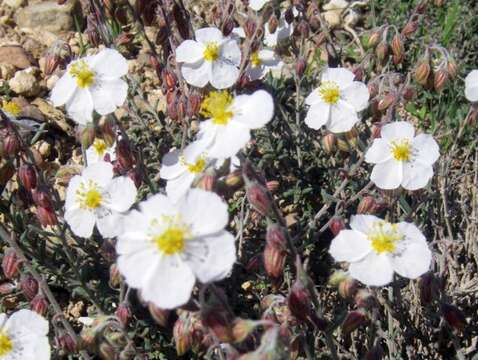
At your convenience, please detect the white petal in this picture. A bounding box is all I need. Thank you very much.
[179,189,228,236]
[322,67,354,88]
[32,338,51,360]
[139,193,175,219]
[50,72,76,107]
[90,48,128,79]
[91,79,128,115]
[206,122,251,158]
[116,209,150,254]
[195,27,224,44]
[117,248,159,288]
[304,102,329,130]
[141,256,195,309]
[104,176,137,212]
[231,27,246,39]
[380,121,415,142]
[183,140,208,162]
[341,81,369,112]
[391,242,431,279]
[96,211,123,238]
[329,230,371,262]
[166,172,196,202]
[365,138,393,164]
[181,60,210,88]
[401,161,433,190]
[210,60,239,89]
[220,39,242,67]
[160,149,184,180]
[370,159,403,190]
[349,252,394,286]
[6,309,49,335]
[176,40,205,63]
[305,89,323,106]
[65,175,82,211]
[465,70,478,102]
[187,231,236,283]
[82,161,114,187]
[349,214,382,234]
[65,207,96,238]
[232,90,274,129]
[85,145,100,165]
[246,65,266,80]
[249,0,269,10]
[258,49,279,65]
[413,134,439,165]
[65,88,94,125]
[327,100,359,133]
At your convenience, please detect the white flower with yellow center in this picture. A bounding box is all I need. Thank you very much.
[329,215,432,286]
[304,67,369,133]
[246,49,283,80]
[0,309,50,360]
[86,138,116,165]
[249,0,269,10]
[50,48,128,125]
[64,162,137,238]
[196,90,274,158]
[160,142,211,201]
[176,27,241,89]
[263,9,297,47]
[365,121,439,190]
[465,69,478,102]
[116,189,236,309]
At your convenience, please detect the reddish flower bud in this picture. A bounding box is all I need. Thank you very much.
[295,57,306,78]
[2,249,20,279]
[127,168,142,188]
[391,34,404,65]
[109,263,121,288]
[3,134,20,157]
[36,206,58,227]
[378,93,396,111]
[352,65,364,81]
[329,216,345,236]
[76,124,96,149]
[414,60,431,86]
[32,188,53,208]
[0,162,15,187]
[18,164,37,191]
[442,303,466,332]
[354,289,375,309]
[20,275,39,300]
[202,306,234,343]
[148,303,170,327]
[245,181,274,218]
[367,30,381,49]
[173,315,192,356]
[187,92,202,117]
[31,294,49,316]
[402,86,416,101]
[296,20,309,37]
[244,19,257,38]
[447,60,458,79]
[115,302,132,327]
[342,310,368,335]
[264,223,288,279]
[265,180,279,193]
[419,272,437,305]
[222,19,235,37]
[371,122,383,139]
[117,139,134,171]
[322,133,336,154]
[357,195,378,214]
[56,333,77,354]
[338,277,359,299]
[196,169,216,192]
[368,82,379,98]
[288,279,312,323]
[268,15,279,34]
[375,42,388,62]
[162,69,177,90]
[284,6,295,24]
[434,69,449,92]
[401,20,418,38]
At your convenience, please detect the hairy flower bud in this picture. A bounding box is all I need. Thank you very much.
[77,124,95,149]
[18,164,37,191]
[187,92,202,117]
[295,57,306,78]
[391,34,404,64]
[419,272,438,305]
[401,20,418,38]
[31,294,49,316]
[244,19,257,38]
[3,134,20,157]
[20,274,39,300]
[414,60,431,86]
[402,86,416,101]
[357,195,378,214]
[245,181,274,218]
[117,139,134,171]
[264,223,288,279]
[37,206,58,227]
[329,216,345,236]
[115,302,132,327]
[109,263,121,288]
[148,303,170,327]
[162,69,177,90]
[433,69,449,92]
[2,249,20,279]
[32,188,53,208]
[201,305,234,343]
[173,316,192,356]
[222,19,235,37]
[288,279,312,323]
[338,277,359,299]
[56,333,77,354]
[447,60,458,78]
[375,42,388,62]
[322,133,336,154]
[268,15,279,34]
[442,303,466,331]
[367,30,381,48]
[342,310,368,335]
[378,93,396,111]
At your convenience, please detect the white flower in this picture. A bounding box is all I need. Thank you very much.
[264,10,296,47]
[304,67,369,133]
[51,48,128,125]
[86,138,116,165]
[465,69,478,102]
[176,27,241,89]
[0,309,50,360]
[249,0,269,11]
[196,90,274,158]
[160,142,211,202]
[116,189,236,309]
[246,49,283,80]
[329,215,432,286]
[365,121,439,190]
[64,162,137,238]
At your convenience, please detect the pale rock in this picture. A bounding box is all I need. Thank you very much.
[8,67,42,97]
[4,0,26,9]
[0,45,33,69]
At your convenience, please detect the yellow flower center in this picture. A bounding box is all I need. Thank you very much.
[93,139,108,156]
[200,91,234,125]
[368,222,403,254]
[390,139,412,161]
[250,51,262,67]
[181,156,206,174]
[69,60,95,88]
[1,100,21,117]
[319,81,341,105]
[154,227,186,255]
[203,42,220,62]
[0,332,13,356]
[76,180,103,210]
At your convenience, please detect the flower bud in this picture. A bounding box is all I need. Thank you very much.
[115,302,132,327]
[37,206,58,227]
[0,162,15,187]
[341,310,368,335]
[442,303,466,332]
[244,19,257,38]
[378,93,396,111]
[32,188,53,208]
[127,168,142,188]
[357,195,378,214]
[18,164,37,192]
[223,170,243,189]
[109,263,121,288]
[414,60,431,86]
[367,30,381,48]
[264,223,288,279]
[245,181,274,218]
[295,57,306,78]
[402,86,416,101]
[2,249,20,279]
[368,82,379,98]
[375,41,388,62]
[371,122,383,139]
[148,303,170,327]
[296,20,309,38]
[31,294,49,316]
[322,133,336,154]
[222,19,235,37]
[288,279,312,323]
[232,318,257,343]
[401,20,418,38]
[354,289,374,309]
[162,69,177,90]
[99,118,116,147]
[56,333,77,354]
[173,316,192,356]
[187,92,202,117]
[20,275,39,300]
[77,124,96,149]
[419,272,437,305]
[447,60,458,78]
[266,180,279,193]
[284,6,295,24]
[201,304,234,343]
[391,35,404,65]
[433,69,449,92]
[345,127,359,148]
[313,32,327,46]
[338,277,359,299]
[0,282,16,295]
[329,216,345,236]
[268,15,279,34]
[196,169,216,192]
[117,139,134,171]
[99,342,117,360]
[3,134,20,157]
[352,65,364,81]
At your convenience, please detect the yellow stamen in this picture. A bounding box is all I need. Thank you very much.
[181,156,206,174]
[390,139,412,161]
[69,60,95,88]
[369,222,402,254]
[0,332,13,356]
[200,91,234,125]
[203,42,220,62]
[76,181,103,210]
[319,81,340,105]
[93,139,108,156]
[1,100,21,117]
[154,227,186,255]
[250,51,262,67]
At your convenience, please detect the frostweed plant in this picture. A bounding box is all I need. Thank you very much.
[305,67,369,133]
[175,27,241,89]
[116,189,236,309]
[365,121,439,190]
[50,48,128,124]
[245,49,284,81]
[329,215,432,286]
[64,162,137,238]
